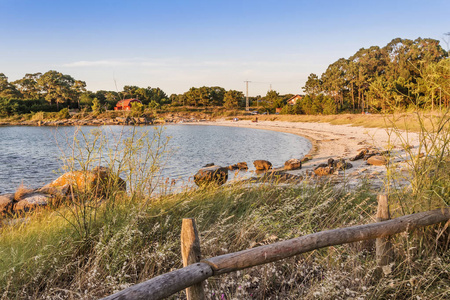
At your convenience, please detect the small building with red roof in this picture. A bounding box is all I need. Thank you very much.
[287,94,303,105]
[114,99,142,111]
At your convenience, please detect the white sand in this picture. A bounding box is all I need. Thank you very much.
[195,119,421,189]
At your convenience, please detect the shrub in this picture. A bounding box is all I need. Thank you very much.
[58,107,70,119]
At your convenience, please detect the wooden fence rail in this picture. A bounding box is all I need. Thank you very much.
[102,206,449,300]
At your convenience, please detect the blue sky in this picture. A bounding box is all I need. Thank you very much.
[0,0,448,96]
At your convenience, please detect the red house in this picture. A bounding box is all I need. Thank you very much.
[287,95,303,105]
[114,99,142,111]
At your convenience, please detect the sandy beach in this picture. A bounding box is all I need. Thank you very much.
[197,119,421,190]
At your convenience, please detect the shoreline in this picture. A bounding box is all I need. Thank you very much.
[0,119,421,195]
[192,119,421,190]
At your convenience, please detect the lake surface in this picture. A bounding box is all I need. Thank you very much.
[0,125,311,194]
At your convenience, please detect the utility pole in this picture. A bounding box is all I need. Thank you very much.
[244,80,251,111]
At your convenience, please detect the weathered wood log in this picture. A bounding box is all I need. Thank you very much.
[203,208,450,275]
[100,262,213,300]
[376,195,393,268]
[181,218,204,300]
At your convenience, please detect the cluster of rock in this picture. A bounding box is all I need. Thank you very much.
[0,167,126,218]
[10,117,153,127]
[193,157,305,186]
[350,147,389,166]
[313,158,353,176]
[192,146,393,187]
[0,115,217,127]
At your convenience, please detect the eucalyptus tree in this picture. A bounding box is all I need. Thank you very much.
[0,73,21,99]
[37,70,85,110]
[12,73,42,99]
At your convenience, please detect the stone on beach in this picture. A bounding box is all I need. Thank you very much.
[284,158,302,170]
[253,160,272,171]
[333,158,353,170]
[314,166,335,176]
[367,155,388,166]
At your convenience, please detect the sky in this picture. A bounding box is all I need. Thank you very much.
[0,0,449,96]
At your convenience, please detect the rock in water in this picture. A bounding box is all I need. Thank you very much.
[194,166,229,186]
[227,162,249,170]
[284,158,302,170]
[236,162,248,170]
[253,160,272,171]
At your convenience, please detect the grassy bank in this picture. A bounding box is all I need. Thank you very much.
[0,180,449,299]
[1,111,449,299]
[237,111,450,132]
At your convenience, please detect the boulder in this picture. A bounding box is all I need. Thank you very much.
[41,167,126,196]
[0,193,15,216]
[301,155,313,163]
[39,184,70,197]
[227,162,248,170]
[314,166,335,176]
[14,193,50,212]
[284,158,302,170]
[253,160,272,171]
[333,158,353,170]
[194,166,228,186]
[367,155,388,166]
[363,151,379,160]
[236,162,248,170]
[263,170,303,183]
[350,148,369,161]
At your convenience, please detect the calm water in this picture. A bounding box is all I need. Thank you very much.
[0,125,311,194]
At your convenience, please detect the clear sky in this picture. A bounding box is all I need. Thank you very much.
[0,0,448,96]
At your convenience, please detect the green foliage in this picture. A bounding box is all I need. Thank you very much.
[91,97,102,114]
[0,73,21,99]
[0,97,19,116]
[79,92,93,107]
[304,37,448,113]
[130,101,146,117]
[148,100,160,110]
[57,107,70,119]
[223,90,244,109]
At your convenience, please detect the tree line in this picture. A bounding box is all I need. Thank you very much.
[1,37,449,117]
[302,37,449,113]
[0,70,253,116]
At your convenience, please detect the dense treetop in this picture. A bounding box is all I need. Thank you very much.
[1,37,449,117]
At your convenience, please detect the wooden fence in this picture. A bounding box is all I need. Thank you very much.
[102,195,449,300]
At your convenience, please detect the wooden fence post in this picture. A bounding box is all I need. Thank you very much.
[181,218,205,300]
[376,194,394,271]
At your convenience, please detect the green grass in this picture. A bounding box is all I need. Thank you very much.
[0,180,448,299]
[1,107,449,299]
